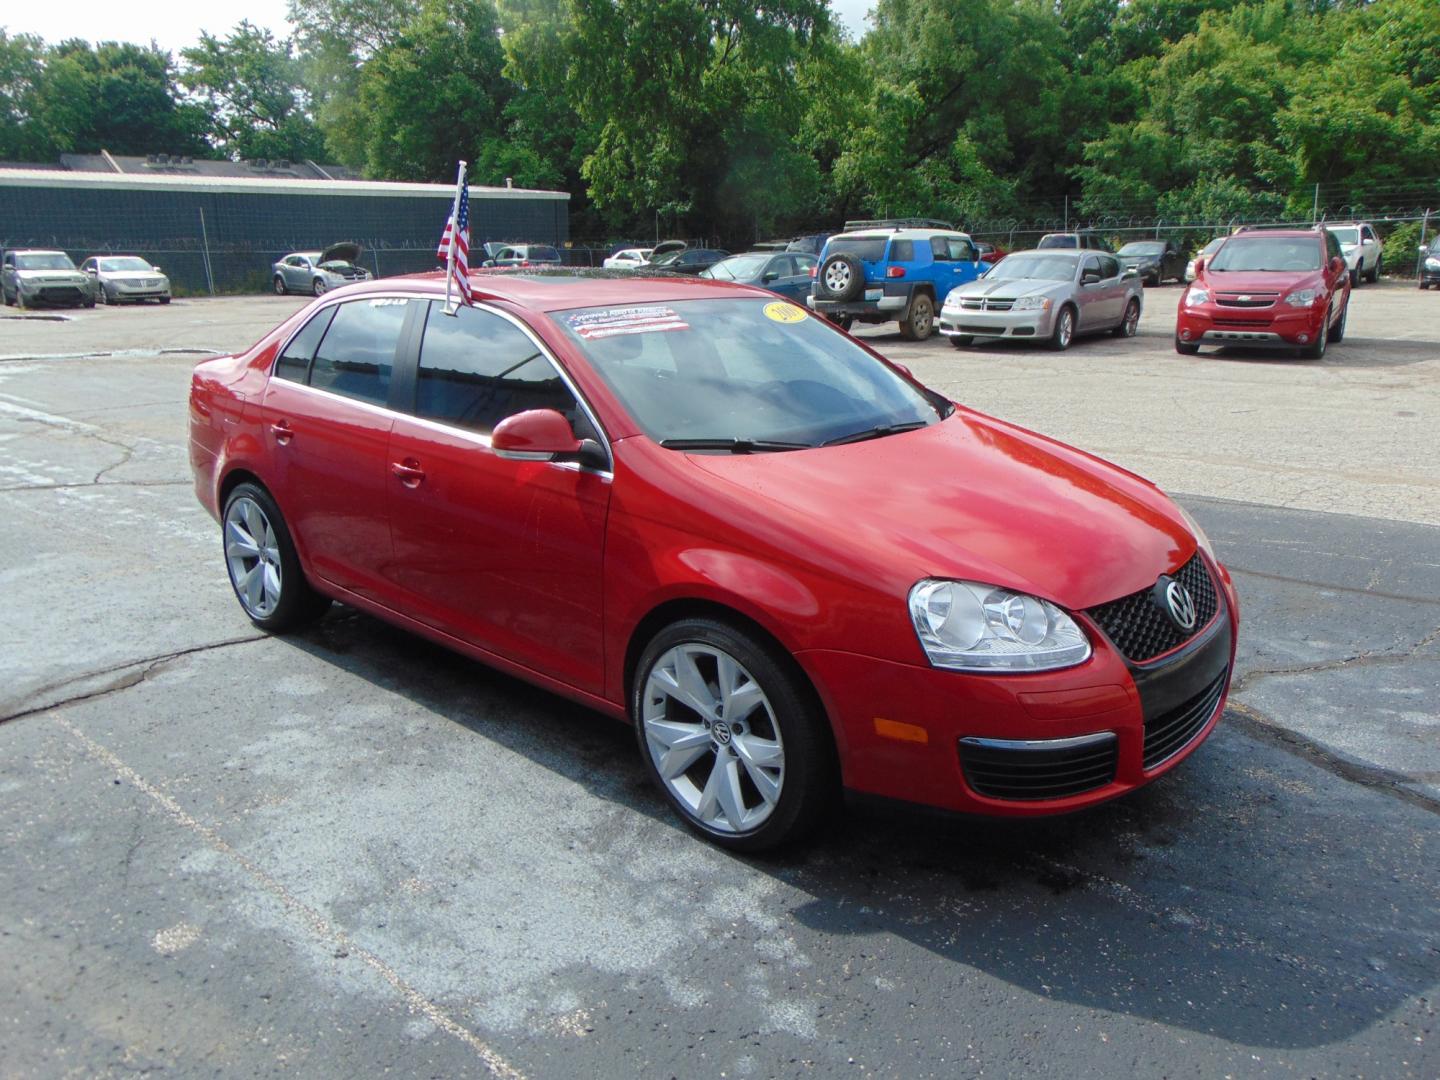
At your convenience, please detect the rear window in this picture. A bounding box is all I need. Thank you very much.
[1038,235,1077,249]
[308,298,408,406]
[826,237,887,261]
[530,246,560,261]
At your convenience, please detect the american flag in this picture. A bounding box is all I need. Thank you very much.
[438,172,472,306]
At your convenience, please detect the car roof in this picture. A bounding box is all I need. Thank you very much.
[341,267,775,312]
[1323,222,1370,228]
[12,249,67,256]
[1228,230,1324,240]
[830,228,971,242]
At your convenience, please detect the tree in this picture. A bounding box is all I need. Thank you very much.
[181,22,326,162]
[0,31,48,159]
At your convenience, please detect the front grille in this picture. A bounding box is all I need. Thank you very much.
[1086,553,1218,663]
[960,298,1014,311]
[1213,317,1270,327]
[1143,671,1226,769]
[960,734,1118,801]
[38,287,83,301]
[1216,294,1278,308]
[959,323,998,333]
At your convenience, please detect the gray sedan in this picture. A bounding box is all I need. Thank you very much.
[272,242,371,296]
[938,250,1143,350]
[699,251,818,301]
[80,255,171,304]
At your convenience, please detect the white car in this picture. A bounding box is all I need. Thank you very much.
[80,255,171,304]
[1185,237,1225,282]
[1325,223,1383,285]
[602,247,653,270]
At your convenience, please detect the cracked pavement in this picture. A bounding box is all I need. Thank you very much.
[1,293,1437,1078]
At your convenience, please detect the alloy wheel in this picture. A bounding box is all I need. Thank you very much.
[823,262,851,294]
[642,643,785,834]
[224,496,283,618]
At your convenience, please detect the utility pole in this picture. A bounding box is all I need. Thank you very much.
[1312,183,1320,224]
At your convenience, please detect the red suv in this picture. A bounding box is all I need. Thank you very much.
[1175,228,1350,359]
[191,271,1239,850]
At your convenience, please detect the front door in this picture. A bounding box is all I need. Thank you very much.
[385,301,612,695]
[258,296,415,601]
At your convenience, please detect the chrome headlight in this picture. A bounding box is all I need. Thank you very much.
[1426,257,1440,270]
[942,288,966,308]
[1012,295,1050,311]
[908,580,1091,672]
[1284,288,1317,307]
[1184,287,1209,307]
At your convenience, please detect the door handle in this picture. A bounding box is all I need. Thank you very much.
[391,460,426,487]
[271,420,293,445]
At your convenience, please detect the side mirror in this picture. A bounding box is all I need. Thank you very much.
[1193,257,1205,275]
[1081,269,1101,285]
[84,267,97,274]
[1330,256,1345,275]
[491,409,584,462]
[1421,245,1429,255]
[762,271,778,283]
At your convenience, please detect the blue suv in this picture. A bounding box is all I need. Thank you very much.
[807,220,988,340]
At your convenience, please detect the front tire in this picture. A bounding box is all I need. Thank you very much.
[1175,335,1200,355]
[1048,305,1075,350]
[1367,257,1381,284]
[828,314,854,332]
[899,293,935,341]
[312,278,327,297]
[1301,309,1330,360]
[273,275,288,296]
[633,618,836,852]
[222,482,331,632]
[949,334,974,348]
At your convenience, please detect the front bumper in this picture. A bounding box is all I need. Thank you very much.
[797,562,1239,817]
[20,282,89,306]
[111,280,170,299]
[1176,304,1327,349]
[938,303,1055,339]
[1420,263,1440,286]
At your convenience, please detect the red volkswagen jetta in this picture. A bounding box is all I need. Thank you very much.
[190,270,1239,850]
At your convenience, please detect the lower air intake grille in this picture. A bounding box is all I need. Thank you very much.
[1143,671,1227,770]
[960,734,1118,801]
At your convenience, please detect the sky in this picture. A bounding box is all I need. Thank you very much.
[5,0,873,55]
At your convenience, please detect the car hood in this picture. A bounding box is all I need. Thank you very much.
[1200,269,1322,292]
[103,270,164,280]
[947,277,1067,301]
[679,410,1193,611]
[1121,253,1161,263]
[15,268,86,281]
[320,241,362,265]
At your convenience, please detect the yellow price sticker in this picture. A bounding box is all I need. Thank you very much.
[763,302,809,324]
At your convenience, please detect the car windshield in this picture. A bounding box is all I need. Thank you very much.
[99,257,153,272]
[985,253,1078,282]
[1119,242,1164,256]
[1038,235,1078,249]
[825,237,887,261]
[702,254,770,281]
[555,298,948,448]
[1328,227,1360,245]
[16,253,76,271]
[1208,237,1322,272]
[1202,238,1225,255]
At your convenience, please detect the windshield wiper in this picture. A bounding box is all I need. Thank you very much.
[659,438,812,453]
[822,420,929,447]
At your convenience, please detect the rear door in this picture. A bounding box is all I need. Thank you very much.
[258,296,416,602]
[384,301,612,694]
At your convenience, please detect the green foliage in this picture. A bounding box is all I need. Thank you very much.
[181,22,326,162]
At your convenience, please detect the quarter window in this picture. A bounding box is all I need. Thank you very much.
[308,298,407,406]
[274,306,337,382]
[1099,255,1120,279]
[889,240,914,261]
[415,302,584,437]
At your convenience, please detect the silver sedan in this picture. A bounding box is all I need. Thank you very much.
[80,256,171,304]
[939,250,1144,350]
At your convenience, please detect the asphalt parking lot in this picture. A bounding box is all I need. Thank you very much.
[2,282,1437,1078]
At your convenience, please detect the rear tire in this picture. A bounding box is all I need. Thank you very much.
[899,293,935,341]
[1367,257,1381,284]
[273,275,287,295]
[632,617,837,852]
[1113,297,1140,337]
[312,278,327,297]
[222,482,332,632]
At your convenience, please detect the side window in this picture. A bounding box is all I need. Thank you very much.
[767,256,792,278]
[930,237,953,262]
[274,306,337,383]
[950,238,977,262]
[1325,232,1341,261]
[794,254,817,276]
[308,299,406,405]
[1099,255,1120,279]
[1082,255,1102,280]
[889,239,914,261]
[415,302,583,437]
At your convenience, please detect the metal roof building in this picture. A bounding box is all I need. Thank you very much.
[0,161,570,294]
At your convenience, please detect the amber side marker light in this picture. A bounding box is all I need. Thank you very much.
[873,718,929,744]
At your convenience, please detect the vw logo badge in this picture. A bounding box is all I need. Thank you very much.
[712,720,733,746]
[1160,578,1198,632]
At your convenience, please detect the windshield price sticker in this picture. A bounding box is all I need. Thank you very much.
[569,306,690,339]
[763,301,808,324]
